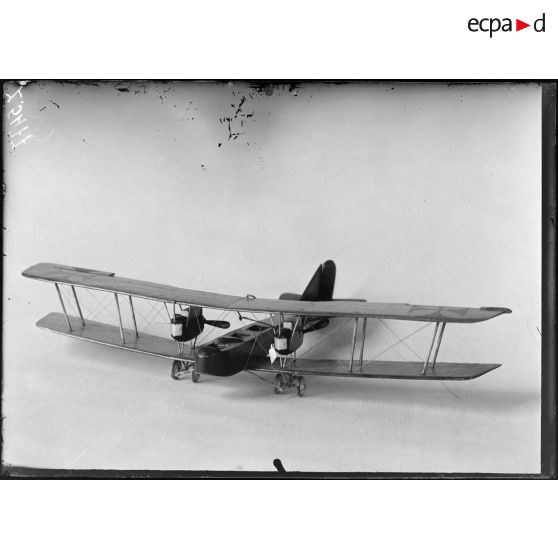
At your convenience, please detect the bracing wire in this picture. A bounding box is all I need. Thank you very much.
[86,290,118,322]
[196,308,232,345]
[379,319,425,361]
[132,299,169,333]
[369,322,431,361]
[245,369,275,385]
[163,302,171,320]
[297,317,353,357]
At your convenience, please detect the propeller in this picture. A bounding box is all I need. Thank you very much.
[303,317,329,334]
[183,306,230,329]
[204,319,230,329]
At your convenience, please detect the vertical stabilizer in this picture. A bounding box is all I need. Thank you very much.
[300,260,336,301]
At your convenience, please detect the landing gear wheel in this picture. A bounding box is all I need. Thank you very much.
[273,373,284,394]
[297,376,306,397]
[171,360,186,380]
[191,368,200,383]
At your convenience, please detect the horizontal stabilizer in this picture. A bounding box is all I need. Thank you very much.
[279,292,301,301]
[36,313,193,362]
[254,359,501,380]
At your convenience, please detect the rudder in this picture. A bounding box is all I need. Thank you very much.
[300,260,336,301]
[278,260,336,302]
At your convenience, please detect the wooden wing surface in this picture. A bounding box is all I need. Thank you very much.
[23,263,511,323]
[37,313,194,362]
[253,359,501,381]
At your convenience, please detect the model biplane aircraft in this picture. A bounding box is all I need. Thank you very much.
[22,261,511,396]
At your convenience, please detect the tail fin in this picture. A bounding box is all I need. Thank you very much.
[311,260,336,301]
[279,260,336,302]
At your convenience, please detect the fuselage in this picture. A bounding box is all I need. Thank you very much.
[194,314,329,376]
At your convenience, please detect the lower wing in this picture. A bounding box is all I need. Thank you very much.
[37,313,194,362]
[253,358,501,381]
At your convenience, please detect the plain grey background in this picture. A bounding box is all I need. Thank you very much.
[3,81,541,472]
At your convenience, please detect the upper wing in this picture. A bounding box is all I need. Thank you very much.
[23,262,511,324]
[23,262,242,308]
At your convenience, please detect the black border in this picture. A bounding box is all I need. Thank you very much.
[540,83,557,478]
[1,79,556,479]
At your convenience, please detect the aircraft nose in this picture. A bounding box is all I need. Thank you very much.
[195,346,214,360]
[194,345,223,376]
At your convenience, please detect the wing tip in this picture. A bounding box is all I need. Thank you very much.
[481,306,512,315]
[22,262,115,278]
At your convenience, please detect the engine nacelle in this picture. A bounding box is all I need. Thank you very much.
[170,314,186,339]
[274,321,304,355]
[170,312,204,342]
[170,306,229,343]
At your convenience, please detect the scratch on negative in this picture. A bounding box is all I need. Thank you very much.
[441,382,494,420]
[82,138,96,153]
[67,446,89,467]
[525,318,535,340]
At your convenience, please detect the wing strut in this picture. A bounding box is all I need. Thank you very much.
[421,322,440,375]
[359,318,367,366]
[349,318,359,373]
[128,296,139,338]
[71,285,85,326]
[54,283,72,331]
[431,322,446,368]
[114,293,125,344]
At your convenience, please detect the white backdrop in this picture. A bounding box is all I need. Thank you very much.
[3,81,541,472]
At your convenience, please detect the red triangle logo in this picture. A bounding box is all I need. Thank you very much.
[516,19,530,31]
